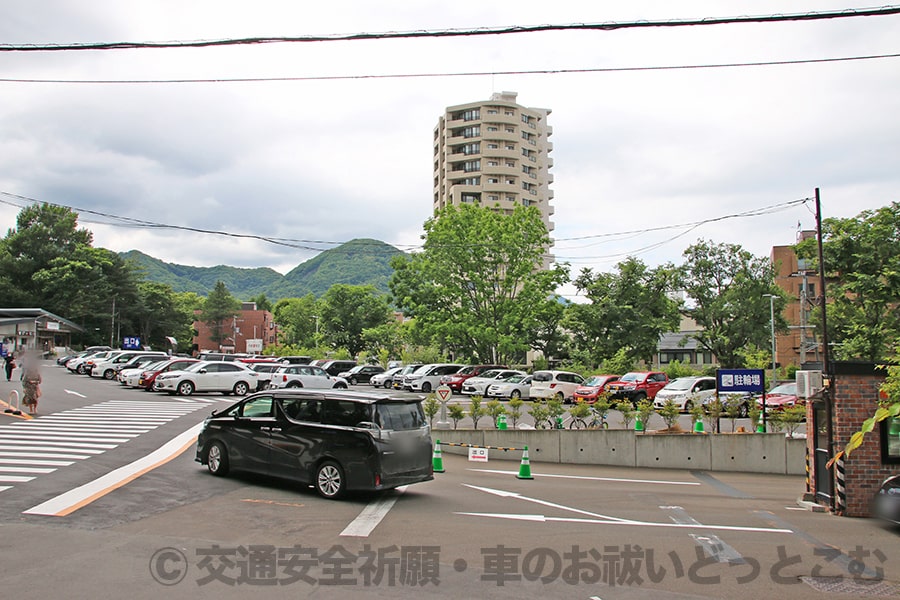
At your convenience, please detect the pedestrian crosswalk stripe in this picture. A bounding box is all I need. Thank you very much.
[0,399,206,494]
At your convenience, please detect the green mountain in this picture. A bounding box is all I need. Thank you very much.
[121,238,405,300]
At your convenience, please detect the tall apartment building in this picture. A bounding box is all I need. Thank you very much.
[433,91,555,239]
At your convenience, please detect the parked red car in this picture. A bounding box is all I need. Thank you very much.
[573,374,620,403]
[139,358,200,391]
[758,382,802,412]
[606,371,669,405]
[440,364,506,394]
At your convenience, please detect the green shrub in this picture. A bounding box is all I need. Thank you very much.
[508,397,524,427]
[528,401,550,429]
[469,396,486,429]
[448,404,465,429]
[636,399,654,430]
[657,399,681,430]
[423,394,439,427]
[485,399,506,428]
[617,401,636,429]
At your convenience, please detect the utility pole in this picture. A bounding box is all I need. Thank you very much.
[110,296,116,348]
[815,188,835,512]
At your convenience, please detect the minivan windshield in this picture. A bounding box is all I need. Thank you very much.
[376,402,426,430]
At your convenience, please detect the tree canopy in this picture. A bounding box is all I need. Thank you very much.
[389,204,567,363]
[676,240,787,368]
[796,202,900,362]
[566,258,681,366]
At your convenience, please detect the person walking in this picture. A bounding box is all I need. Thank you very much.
[3,353,14,381]
[22,361,42,415]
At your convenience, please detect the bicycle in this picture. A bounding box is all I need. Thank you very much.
[567,405,609,429]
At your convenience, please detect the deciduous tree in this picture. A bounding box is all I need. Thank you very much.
[676,240,787,368]
[389,204,567,363]
[796,202,900,362]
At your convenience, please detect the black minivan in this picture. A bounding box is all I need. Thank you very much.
[195,389,433,499]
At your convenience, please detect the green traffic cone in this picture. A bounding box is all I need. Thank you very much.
[693,420,704,433]
[635,419,644,432]
[516,445,534,480]
[432,439,445,473]
[756,421,766,433]
[497,414,508,430]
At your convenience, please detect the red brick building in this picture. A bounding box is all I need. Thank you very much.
[807,361,896,517]
[192,302,279,355]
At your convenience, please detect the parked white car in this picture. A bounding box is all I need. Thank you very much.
[653,376,717,411]
[91,352,167,380]
[529,370,586,403]
[486,374,533,400]
[461,369,526,395]
[268,364,348,390]
[154,361,259,396]
[405,363,465,393]
[250,363,283,391]
[370,366,403,389]
[118,359,168,385]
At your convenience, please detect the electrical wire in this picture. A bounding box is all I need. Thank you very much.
[0,191,811,261]
[3,52,899,85]
[2,6,899,52]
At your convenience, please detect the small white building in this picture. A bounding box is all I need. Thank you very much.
[0,308,85,356]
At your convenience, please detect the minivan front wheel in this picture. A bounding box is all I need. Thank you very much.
[206,442,229,476]
[421,381,432,393]
[315,461,345,499]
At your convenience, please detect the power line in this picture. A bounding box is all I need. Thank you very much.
[3,52,899,85]
[2,6,899,52]
[0,191,811,260]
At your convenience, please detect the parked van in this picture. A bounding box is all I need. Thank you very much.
[195,389,434,499]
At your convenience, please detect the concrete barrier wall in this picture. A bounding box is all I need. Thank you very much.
[709,433,785,474]
[636,434,712,470]
[560,430,636,467]
[433,428,806,475]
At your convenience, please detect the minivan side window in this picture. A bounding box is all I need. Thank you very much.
[324,400,371,428]
[242,396,273,418]
[282,398,321,422]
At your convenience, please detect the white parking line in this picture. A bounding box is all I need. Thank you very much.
[468,468,701,486]
[340,487,407,537]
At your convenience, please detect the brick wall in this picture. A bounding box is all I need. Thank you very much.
[192,308,278,354]
[807,362,894,517]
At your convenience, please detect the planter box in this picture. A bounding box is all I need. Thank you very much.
[434,428,804,474]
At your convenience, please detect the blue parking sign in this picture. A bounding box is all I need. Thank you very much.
[717,369,765,393]
[122,336,141,350]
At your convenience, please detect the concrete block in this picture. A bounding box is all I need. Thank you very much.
[636,433,712,470]
[710,433,786,474]
[785,436,807,475]
[483,430,560,463]
[559,430,636,467]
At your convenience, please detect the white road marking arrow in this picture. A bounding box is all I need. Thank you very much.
[462,484,792,534]
[64,390,86,398]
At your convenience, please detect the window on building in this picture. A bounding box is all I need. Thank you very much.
[486,109,498,115]
[464,160,481,173]
[487,143,499,149]
[881,416,900,463]
[488,195,499,202]
[506,126,515,133]
[462,109,480,121]
[487,178,499,184]
[461,193,481,203]
[505,110,515,116]
[487,160,499,167]
[486,126,499,132]
[505,144,515,151]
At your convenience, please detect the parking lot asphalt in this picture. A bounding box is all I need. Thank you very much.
[0,364,891,599]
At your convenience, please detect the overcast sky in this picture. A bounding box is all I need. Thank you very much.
[1,1,898,297]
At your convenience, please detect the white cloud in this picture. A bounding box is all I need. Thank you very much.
[1,0,898,284]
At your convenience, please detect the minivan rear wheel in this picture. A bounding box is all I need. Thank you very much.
[422,381,432,393]
[315,461,345,499]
